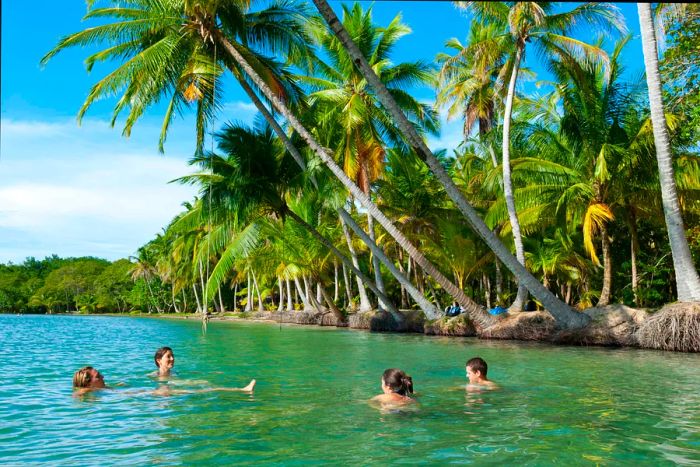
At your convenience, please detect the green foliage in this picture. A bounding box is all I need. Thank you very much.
[661,4,700,148]
[0,256,144,314]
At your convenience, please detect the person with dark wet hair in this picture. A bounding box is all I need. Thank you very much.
[371,368,415,406]
[151,347,256,393]
[154,346,175,377]
[466,357,497,391]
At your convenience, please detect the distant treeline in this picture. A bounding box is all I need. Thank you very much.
[0,256,144,314]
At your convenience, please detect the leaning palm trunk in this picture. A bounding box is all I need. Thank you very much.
[303,276,323,311]
[311,0,588,329]
[193,283,202,314]
[213,32,494,330]
[339,212,372,311]
[234,63,407,317]
[318,278,344,322]
[286,210,402,321]
[338,209,441,319]
[366,211,386,310]
[294,277,310,310]
[251,270,264,311]
[501,41,528,311]
[638,3,700,301]
[198,258,208,318]
[342,262,353,309]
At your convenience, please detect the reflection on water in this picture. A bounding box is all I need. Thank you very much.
[0,314,699,465]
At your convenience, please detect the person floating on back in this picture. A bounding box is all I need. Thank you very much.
[371,368,415,407]
[466,357,497,391]
[152,346,256,393]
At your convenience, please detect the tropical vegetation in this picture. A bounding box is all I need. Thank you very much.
[6,1,697,347]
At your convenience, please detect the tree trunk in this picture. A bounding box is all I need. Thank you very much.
[628,208,640,306]
[286,210,401,320]
[232,283,237,312]
[277,276,285,312]
[198,259,208,319]
[397,248,409,309]
[303,275,323,311]
[193,284,202,314]
[316,282,322,306]
[425,277,441,311]
[599,225,613,306]
[218,285,225,313]
[172,287,180,313]
[338,209,440,319]
[286,278,293,312]
[309,1,588,329]
[483,273,492,309]
[367,211,386,310]
[215,31,495,331]
[294,277,310,310]
[245,271,252,312]
[334,261,339,302]
[319,277,345,322]
[342,262,352,310]
[495,257,503,299]
[502,40,528,312]
[638,3,700,301]
[339,211,371,311]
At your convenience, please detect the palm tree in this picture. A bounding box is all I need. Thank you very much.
[311,0,613,328]
[436,20,509,139]
[186,4,491,327]
[43,0,464,325]
[302,4,439,313]
[454,2,626,310]
[177,119,405,323]
[637,3,700,301]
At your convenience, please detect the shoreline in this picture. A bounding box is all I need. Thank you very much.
[6,305,699,353]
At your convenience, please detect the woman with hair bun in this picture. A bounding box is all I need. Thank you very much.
[371,368,415,406]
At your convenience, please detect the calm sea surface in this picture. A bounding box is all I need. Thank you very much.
[1,314,699,465]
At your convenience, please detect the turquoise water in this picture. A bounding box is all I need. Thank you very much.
[1,315,699,465]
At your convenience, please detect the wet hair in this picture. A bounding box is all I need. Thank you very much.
[73,366,96,388]
[382,368,414,396]
[154,346,173,368]
[466,357,488,377]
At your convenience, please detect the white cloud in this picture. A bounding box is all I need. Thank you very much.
[0,116,199,262]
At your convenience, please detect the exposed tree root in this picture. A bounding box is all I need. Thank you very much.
[478,311,556,341]
[636,302,700,352]
[553,305,649,347]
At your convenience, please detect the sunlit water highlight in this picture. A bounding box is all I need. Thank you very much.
[1,315,699,465]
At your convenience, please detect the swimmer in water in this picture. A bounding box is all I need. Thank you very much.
[371,368,415,407]
[72,366,107,395]
[152,347,256,393]
[465,357,498,391]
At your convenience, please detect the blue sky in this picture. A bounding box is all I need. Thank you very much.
[0,1,644,263]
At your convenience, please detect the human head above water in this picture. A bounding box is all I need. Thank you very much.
[466,357,488,379]
[73,366,106,389]
[382,368,414,396]
[154,346,174,369]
